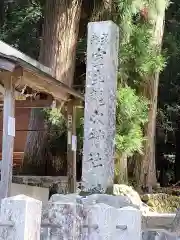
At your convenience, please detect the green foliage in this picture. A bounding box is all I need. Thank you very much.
[0,0,171,178]
[120,23,166,86]
[76,109,84,156]
[115,0,166,85]
[116,86,148,156]
[113,0,167,163]
[0,0,43,58]
[43,108,67,157]
[44,108,65,130]
[143,193,180,213]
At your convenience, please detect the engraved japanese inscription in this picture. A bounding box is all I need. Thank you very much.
[82,21,119,193]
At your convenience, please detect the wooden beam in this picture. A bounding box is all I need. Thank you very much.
[0,99,53,108]
[23,70,84,101]
[0,70,24,98]
[0,58,16,72]
[0,74,15,199]
[67,100,77,193]
[0,152,24,160]
[0,41,52,75]
[0,83,22,99]
[0,42,84,101]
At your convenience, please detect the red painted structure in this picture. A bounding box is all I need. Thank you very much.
[0,107,31,173]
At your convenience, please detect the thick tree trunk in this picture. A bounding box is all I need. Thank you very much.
[139,76,159,191]
[22,0,82,174]
[136,4,166,191]
[39,0,82,89]
[115,153,128,184]
[22,109,49,175]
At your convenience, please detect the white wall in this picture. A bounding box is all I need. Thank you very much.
[10,183,49,203]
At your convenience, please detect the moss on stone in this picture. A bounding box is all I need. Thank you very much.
[141,193,180,213]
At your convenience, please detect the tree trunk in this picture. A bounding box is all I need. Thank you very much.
[136,3,166,192]
[115,153,128,184]
[22,109,49,175]
[139,76,159,191]
[39,0,82,89]
[91,0,112,21]
[0,0,5,27]
[22,0,82,174]
[175,119,180,182]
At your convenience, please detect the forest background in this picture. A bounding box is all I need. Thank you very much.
[0,0,179,192]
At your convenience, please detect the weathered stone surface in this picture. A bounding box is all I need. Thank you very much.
[116,206,141,240]
[142,209,180,240]
[50,193,80,203]
[49,192,152,218]
[81,194,139,209]
[49,193,140,209]
[45,193,180,240]
[142,232,179,240]
[41,202,83,240]
[83,203,141,240]
[82,21,119,193]
[142,231,158,240]
[82,203,114,239]
[171,209,180,236]
[0,194,42,240]
[113,184,142,207]
[49,192,152,214]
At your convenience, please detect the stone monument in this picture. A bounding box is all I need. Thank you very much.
[82,21,119,193]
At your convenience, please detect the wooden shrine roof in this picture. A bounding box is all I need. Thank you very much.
[0,41,84,102]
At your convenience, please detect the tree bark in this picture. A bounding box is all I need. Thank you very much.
[138,76,159,191]
[91,0,112,21]
[22,0,82,175]
[136,4,166,191]
[115,153,128,184]
[22,109,49,175]
[39,0,82,89]
[175,119,180,182]
[0,0,5,27]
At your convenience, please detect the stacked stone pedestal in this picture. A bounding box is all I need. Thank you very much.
[41,193,141,240]
[44,193,180,240]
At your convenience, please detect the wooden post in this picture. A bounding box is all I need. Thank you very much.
[0,75,15,200]
[67,100,77,193]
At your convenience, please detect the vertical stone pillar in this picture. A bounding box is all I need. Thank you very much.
[0,194,42,240]
[82,21,119,193]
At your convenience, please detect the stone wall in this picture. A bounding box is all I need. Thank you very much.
[12,176,69,194]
